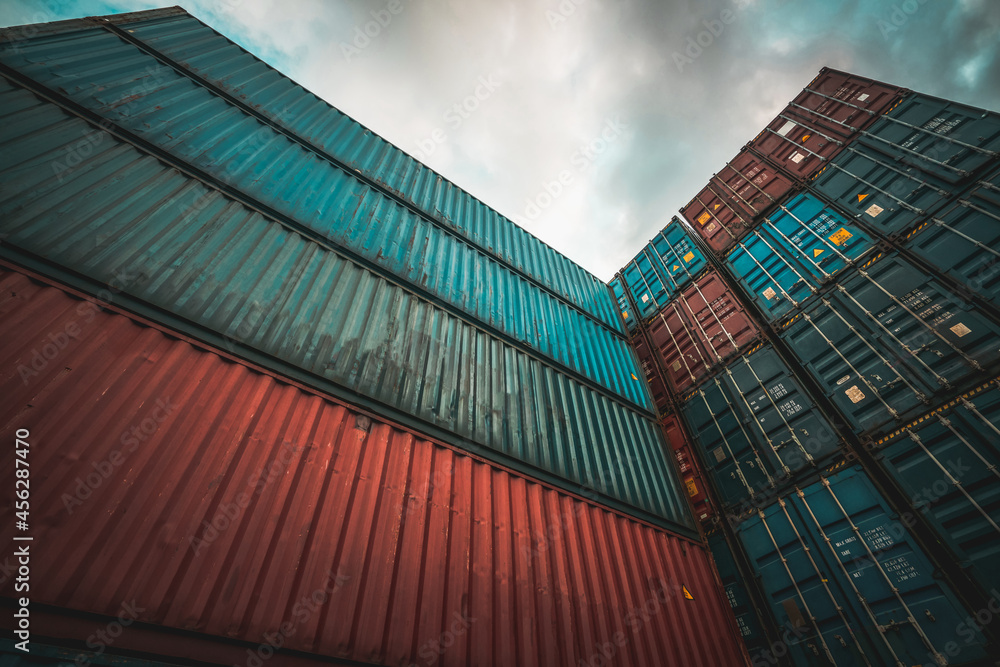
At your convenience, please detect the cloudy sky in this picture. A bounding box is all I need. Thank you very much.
[3,0,999,280]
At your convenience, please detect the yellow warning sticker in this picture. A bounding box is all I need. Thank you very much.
[801,134,811,142]
[713,203,721,210]
[672,264,680,271]
[829,228,853,245]
[950,322,971,337]
[631,373,638,380]
[813,249,825,258]
[857,193,869,202]
[696,211,712,225]
[622,311,629,320]
[685,479,698,497]
[683,586,694,600]
[683,251,695,263]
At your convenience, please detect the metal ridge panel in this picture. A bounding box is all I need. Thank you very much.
[0,63,652,413]
[0,80,686,527]
[0,265,747,667]
[0,8,625,336]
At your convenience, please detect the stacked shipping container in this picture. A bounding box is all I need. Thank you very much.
[616,68,1000,664]
[0,7,749,667]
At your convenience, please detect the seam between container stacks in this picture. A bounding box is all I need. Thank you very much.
[84,16,629,344]
[0,256,698,541]
[0,64,653,419]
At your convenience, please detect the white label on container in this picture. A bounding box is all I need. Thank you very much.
[835,374,852,386]
[777,120,797,137]
[950,322,971,337]
[789,152,804,164]
[641,293,649,303]
[672,361,682,371]
[713,447,726,463]
[845,385,866,403]
[865,204,884,217]
[857,93,870,102]
[763,287,777,301]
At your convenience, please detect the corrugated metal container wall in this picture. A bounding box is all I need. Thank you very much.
[632,333,671,417]
[736,465,991,667]
[872,379,1000,596]
[725,192,876,323]
[779,252,1000,437]
[680,180,751,255]
[0,17,645,410]
[661,414,714,525]
[705,530,771,664]
[0,9,622,337]
[0,76,689,529]
[609,275,638,334]
[0,265,749,667]
[646,270,758,396]
[619,219,708,322]
[708,148,795,223]
[748,68,905,181]
[680,344,841,511]
[902,165,1000,307]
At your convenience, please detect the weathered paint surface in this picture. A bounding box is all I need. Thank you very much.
[0,76,688,527]
[0,8,623,335]
[0,265,748,667]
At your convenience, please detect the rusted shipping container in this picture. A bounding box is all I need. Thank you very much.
[749,68,905,181]
[647,271,759,396]
[661,414,715,525]
[680,149,795,253]
[0,264,748,667]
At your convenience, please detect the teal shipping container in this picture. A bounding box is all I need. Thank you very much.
[619,217,709,322]
[0,7,647,414]
[737,465,992,666]
[0,47,689,529]
[873,380,1000,597]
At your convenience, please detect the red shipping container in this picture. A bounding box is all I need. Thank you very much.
[632,333,672,417]
[750,68,906,181]
[681,149,795,253]
[680,181,751,254]
[0,265,748,667]
[647,271,759,395]
[661,414,715,526]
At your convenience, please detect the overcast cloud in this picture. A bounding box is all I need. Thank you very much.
[3,0,999,280]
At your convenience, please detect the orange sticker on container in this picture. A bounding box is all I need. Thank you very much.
[683,586,694,600]
[696,211,712,225]
[857,193,869,202]
[828,228,853,245]
[683,251,695,262]
[622,311,629,320]
[813,248,825,257]
[685,479,698,497]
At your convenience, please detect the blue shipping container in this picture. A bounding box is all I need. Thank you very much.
[873,381,1000,597]
[737,465,991,666]
[0,78,690,530]
[903,165,1000,307]
[779,252,1000,436]
[620,218,708,321]
[725,192,876,322]
[681,344,841,511]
